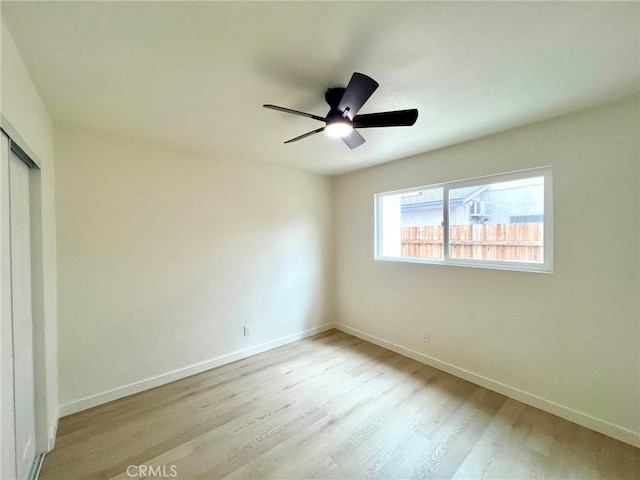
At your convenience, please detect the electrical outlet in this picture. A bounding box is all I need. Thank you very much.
[422,331,429,342]
[244,325,252,336]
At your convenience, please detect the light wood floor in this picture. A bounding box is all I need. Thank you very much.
[41,330,639,479]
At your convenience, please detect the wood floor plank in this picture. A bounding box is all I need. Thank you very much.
[224,362,432,479]
[41,330,640,480]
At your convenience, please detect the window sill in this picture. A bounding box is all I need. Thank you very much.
[374,255,553,274]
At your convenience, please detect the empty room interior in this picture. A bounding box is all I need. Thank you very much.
[1,1,639,479]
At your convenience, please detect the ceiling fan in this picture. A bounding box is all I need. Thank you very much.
[263,72,418,149]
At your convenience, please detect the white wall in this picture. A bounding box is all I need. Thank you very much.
[54,126,334,413]
[333,97,639,446]
[0,18,59,450]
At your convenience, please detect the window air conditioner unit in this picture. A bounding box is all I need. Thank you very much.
[470,201,491,217]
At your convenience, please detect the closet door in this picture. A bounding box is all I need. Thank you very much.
[10,145,36,480]
[1,130,36,480]
[1,131,16,480]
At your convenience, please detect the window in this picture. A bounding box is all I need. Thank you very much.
[375,167,553,272]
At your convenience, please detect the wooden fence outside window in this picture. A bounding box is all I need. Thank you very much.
[401,222,543,262]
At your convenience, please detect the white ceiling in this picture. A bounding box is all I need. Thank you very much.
[2,1,638,175]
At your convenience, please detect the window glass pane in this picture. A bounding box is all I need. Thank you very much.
[448,177,544,263]
[380,192,403,257]
[388,187,444,259]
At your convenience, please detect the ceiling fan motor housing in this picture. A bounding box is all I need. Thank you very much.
[325,88,352,124]
[325,88,346,109]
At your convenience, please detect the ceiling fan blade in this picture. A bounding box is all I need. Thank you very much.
[353,109,418,128]
[284,127,326,144]
[341,129,366,149]
[263,104,325,122]
[337,73,379,120]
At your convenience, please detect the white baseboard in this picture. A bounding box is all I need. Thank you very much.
[334,323,640,448]
[58,323,335,417]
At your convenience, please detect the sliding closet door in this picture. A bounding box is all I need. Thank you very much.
[0,131,16,479]
[0,129,36,480]
[10,144,36,480]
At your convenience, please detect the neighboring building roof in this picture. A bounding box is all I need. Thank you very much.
[401,186,488,210]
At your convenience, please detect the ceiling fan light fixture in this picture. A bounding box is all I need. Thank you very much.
[324,120,353,138]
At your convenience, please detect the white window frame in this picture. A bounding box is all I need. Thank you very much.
[374,167,553,273]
